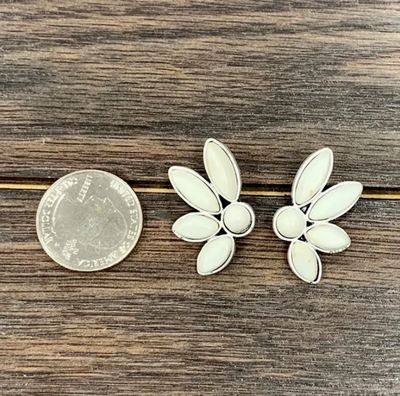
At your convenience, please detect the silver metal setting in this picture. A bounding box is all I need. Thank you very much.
[169,138,255,276]
[168,166,223,215]
[305,181,363,223]
[221,202,256,238]
[198,234,236,275]
[291,147,334,207]
[305,223,351,254]
[203,138,242,202]
[273,148,363,284]
[272,206,307,243]
[288,240,322,285]
[172,212,222,243]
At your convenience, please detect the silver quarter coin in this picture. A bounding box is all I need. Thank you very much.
[36,170,143,271]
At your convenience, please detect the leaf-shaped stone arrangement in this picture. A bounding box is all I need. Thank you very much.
[169,138,255,275]
[273,147,363,284]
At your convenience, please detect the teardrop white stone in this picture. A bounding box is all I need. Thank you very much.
[294,148,333,206]
[204,140,240,202]
[308,182,363,222]
[173,213,220,242]
[169,167,221,214]
[289,241,321,283]
[223,203,253,235]
[197,235,234,275]
[275,206,306,240]
[306,224,350,253]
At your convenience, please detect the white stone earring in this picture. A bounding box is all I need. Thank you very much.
[169,138,255,275]
[273,148,363,284]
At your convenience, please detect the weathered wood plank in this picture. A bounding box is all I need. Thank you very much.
[1,189,399,395]
[1,1,400,394]
[1,0,400,187]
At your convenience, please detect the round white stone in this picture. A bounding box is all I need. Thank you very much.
[275,206,306,239]
[223,203,252,235]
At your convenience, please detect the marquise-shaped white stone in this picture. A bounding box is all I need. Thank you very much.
[288,241,321,284]
[169,167,221,214]
[308,181,363,222]
[173,213,220,242]
[197,235,235,275]
[293,148,333,206]
[306,224,350,253]
[204,139,240,202]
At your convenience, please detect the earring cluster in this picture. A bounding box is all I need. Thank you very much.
[36,139,363,284]
[169,139,255,275]
[273,148,362,284]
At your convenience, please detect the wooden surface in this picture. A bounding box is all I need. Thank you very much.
[1,1,400,395]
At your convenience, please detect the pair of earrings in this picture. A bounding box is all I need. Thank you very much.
[169,139,363,284]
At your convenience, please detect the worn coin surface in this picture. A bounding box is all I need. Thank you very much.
[36,170,143,271]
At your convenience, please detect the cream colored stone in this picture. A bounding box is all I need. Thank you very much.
[308,182,363,221]
[306,224,350,253]
[223,203,252,235]
[169,167,221,213]
[275,206,305,239]
[173,213,220,241]
[197,235,234,275]
[204,140,239,202]
[294,148,333,206]
[289,241,320,283]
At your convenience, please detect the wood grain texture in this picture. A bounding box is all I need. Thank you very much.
[1,189,400,395]
[1,1,400,395]
[1,0,400,187]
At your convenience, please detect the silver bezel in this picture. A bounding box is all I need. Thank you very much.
[197,234,236,276]
[169,138,255,275]
[203,138,242,203]
[305,181,363,223]
[272,205,307,243]
[221,202,256,238]
[304,223,351,254]
[291,147,333,207]
[172,212,222,243]
[288,240,322,285]
[273,147,363,284]
[168,165,223,215]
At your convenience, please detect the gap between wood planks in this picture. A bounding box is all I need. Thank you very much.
[0,180,399,200]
